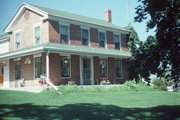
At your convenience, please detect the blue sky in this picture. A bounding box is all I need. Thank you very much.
[0,0,155,41]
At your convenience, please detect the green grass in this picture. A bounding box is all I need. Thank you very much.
[0,86,180,120]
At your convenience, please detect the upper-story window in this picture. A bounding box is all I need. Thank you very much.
[34,26,41,45]
[60,25,69,44]
[98,32,106,48]
[81,29,89,46]
[15,32,20,49]
[114,34,120,50]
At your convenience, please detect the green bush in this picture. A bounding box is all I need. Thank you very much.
[49,80,155,95]
[123,80,155,91]
[151,77,174,91]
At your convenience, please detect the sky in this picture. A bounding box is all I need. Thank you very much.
[0,0,155,41]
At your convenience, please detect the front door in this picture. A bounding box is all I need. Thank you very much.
[82,57,91,85]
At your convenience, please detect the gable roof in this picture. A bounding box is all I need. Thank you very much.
[0,42,131,61]
[4,3,130,33]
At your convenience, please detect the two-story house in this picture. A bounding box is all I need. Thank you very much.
[0,3,131,87]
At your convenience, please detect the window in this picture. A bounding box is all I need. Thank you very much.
[34,26,40,45]
[100,59,107,77]
[81,29,89,46]
[15,33,20,49]
[15,60,21,80]
[114,34,120,50]
[60,25,69,44]
[98,32,106,48]
[115,60,122,78]
[35,57,42,78]
[61,56,70,77]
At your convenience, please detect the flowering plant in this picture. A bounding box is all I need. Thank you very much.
[68,80,76,85]
[100,78,111,85]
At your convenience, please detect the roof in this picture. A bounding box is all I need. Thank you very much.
[4,3,130,33]
[33,5,129,32]
[0,42,131,61]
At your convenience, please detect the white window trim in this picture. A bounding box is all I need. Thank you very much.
[14,57,21,61]
[33,23,41,45]
[80,27,90,47]
[99,58,108,78]
[14,29,21,50]
[33,53,42,58]
[59,22,70,45]
[115,58,123,79]
[60,54,71,78]
[98,30,107,48]
[34,56,43,79]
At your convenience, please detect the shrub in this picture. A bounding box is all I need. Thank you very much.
[151,77,174,91]
[58,85,79,94]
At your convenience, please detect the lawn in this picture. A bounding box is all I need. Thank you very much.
[0,86,180,120]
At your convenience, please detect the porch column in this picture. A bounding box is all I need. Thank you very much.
[46,51,50,82]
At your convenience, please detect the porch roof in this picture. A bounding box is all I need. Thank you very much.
[0,42,131,61]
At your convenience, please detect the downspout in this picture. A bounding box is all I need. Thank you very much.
[45,50,61,94]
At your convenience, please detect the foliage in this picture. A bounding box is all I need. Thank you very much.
[152,77,174,91]
[134,0,180,84]
[129,36,161,82]
[124,26,140,53]
[58,85,79,94]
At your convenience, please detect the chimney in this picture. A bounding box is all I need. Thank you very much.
[104,9,112,23]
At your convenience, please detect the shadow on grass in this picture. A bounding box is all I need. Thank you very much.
[0,103,180,120]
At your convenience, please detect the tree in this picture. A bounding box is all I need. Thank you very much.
[134,0,180,83]
[124,26,140,53]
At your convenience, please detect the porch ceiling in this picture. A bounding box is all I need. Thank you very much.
[0,42,131,61]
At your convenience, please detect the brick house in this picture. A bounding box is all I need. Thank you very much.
[0,3,131,87]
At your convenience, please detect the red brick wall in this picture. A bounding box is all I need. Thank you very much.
[93,56,100,84]
[121,34,128,51]
[108,58,115,83]
[90,28,98,47]
[49,20,60,43]
[70,55,80,84]
[121,60,129,83]
[49,53,61,85]
[49,54,80,85]
[70,24,81,45]
[106,31,114,49]
[21,55,34,80]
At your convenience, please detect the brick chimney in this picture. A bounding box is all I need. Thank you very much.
[104,9,112,22]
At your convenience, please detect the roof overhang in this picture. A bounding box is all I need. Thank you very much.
[4,3,48,33]
[0,43,131,61]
